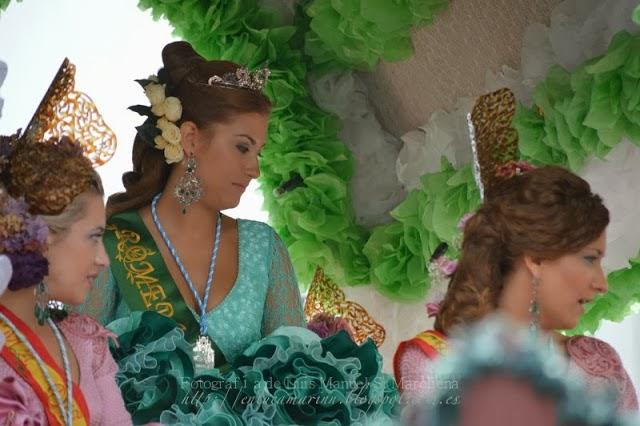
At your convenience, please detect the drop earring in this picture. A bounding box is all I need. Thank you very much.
[34,281,67,325]
[174,152,203,214]
[528,276,540,333]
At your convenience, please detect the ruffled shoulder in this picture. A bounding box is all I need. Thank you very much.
[566,335,638,411]
[566,335,625,378]
[59,312,117,345]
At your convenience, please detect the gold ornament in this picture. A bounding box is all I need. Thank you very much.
[304,267,386,347]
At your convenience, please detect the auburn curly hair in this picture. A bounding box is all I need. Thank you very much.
[434,166,609,334]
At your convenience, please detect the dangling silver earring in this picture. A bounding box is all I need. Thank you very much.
[34,282,67,325]
[528,276,540,333]
[174,152,203,214]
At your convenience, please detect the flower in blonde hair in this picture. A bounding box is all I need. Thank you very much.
[0,196,49,290]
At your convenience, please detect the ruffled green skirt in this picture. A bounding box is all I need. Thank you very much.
[108,311,400,425]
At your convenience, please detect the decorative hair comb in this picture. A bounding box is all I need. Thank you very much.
[0,59,116,215]
[304,266,386,347]
[466,87,526,200]
[208,66,270,92]
[21,58,117,166]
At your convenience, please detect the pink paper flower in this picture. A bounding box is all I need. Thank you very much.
[457,213,475,231]
[436,257,458,276]
[425,302,442,318]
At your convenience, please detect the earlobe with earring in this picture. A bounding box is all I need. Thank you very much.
[528,276,540,333]
[34,281,68,325]
[174,152,203,214]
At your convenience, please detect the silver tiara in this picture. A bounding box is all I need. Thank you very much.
[207,66,270,92]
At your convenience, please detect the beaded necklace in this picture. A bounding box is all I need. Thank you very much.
[151,193,221,372]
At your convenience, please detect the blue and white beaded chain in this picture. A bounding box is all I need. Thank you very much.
[0,312,73,425]
[151,193,221,371]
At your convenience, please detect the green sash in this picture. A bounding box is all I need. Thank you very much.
[104,210,228,368]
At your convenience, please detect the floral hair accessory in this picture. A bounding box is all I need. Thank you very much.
[457,212,475,232]
[1,59,113,217]
[0,192,49,290]
[495,160,536,179]
[425,210,476,318]
[426,258,458,319]
[129,74,184,164]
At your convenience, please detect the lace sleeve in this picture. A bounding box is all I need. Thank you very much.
[567,336,639,412]
[261,233,305,335]
[74,267,120,326]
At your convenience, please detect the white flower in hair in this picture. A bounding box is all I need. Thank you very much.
[164,144,184,164]
[163,97,182,122]
[151,102,166,117]
[154,135,169,150]
[151,96,183,121]
[144,83,166,106]
[131,75,185,165]
[156,117,171,131]
[160,122,181,146]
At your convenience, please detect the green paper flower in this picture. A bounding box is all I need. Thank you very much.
[303,0,448,72]
[364,160,480,301]
[514,31,640,171]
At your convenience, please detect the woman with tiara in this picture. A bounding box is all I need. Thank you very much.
[93,40,302,365]
[83,41,398,424]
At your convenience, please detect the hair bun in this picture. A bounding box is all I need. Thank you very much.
[161,41,204,86]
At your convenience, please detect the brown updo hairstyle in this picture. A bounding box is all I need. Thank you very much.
[107,41,272,217]
[434,166,609,335]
